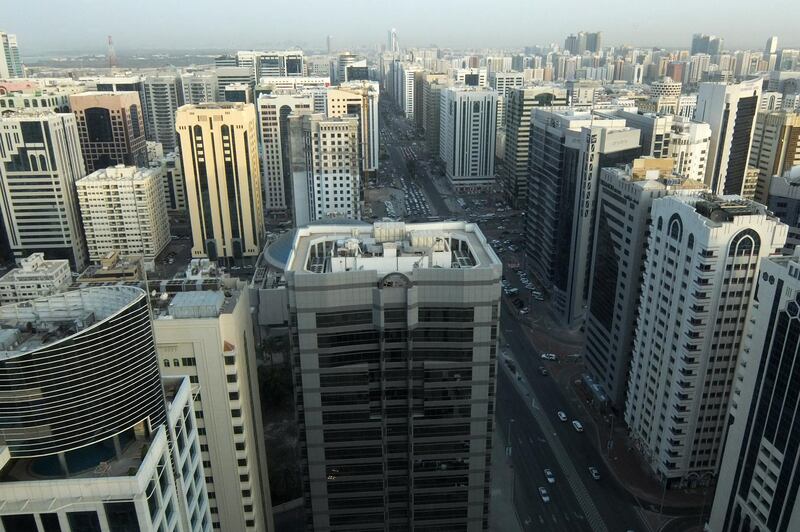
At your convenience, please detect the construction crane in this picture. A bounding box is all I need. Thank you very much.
[107,35,117,68]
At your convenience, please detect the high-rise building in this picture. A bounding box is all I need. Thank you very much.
[500,86,568,207]
[182,71,219,104]
[151,151,187,211]
[287,112,361,226]
[749,111,800,203]
[586,31,603,53]
[255,50,305,78]
[709,246,800,532]
[0,109,88,270]
[585,159,706,409]
[152,280,273,532]
[328,80,380,178]
[422,73,450,155]
[176,103,264,265]
[284,220,501,532]
[439,86,497,193]
[605,110,673,158]
[0,286,212,532]
[454,68,488,87]
[489,72,524,129]
[76,165,170,270]
[326,35,333,54]
[767,166,800,250]
[143,74,182,152]
[0,253,71,304]
[668,116,712,183]
[0,32,23,78]
[216,66,255,101]
[257,92,314,214]
[625,195,787,487]
[387,28,399,54]
[396,63,422,119]
[691,34,725,56]
[70,91,148,173]
[335,52,365,84]
[92,76,152,139]
[695,79,762,195]
[224,83,252,104]
[525,109,641,326]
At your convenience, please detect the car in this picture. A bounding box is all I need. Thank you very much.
[572,420,584,432]
[538,366,549,376]
[589,467,600,480]
[544,469,555,484]
[540,353,557,361]
[538,487,550,503]
[557,411,567,422]
[519,309,529,315]
[534,295,544,301]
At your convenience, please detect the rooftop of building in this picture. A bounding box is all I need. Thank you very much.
[604,158,707,190]
[286,220,499,275]
[681,194,771,222]
[0,286,144,362]
[0,254,69,283]
[178,101,251,112]
[150,287,238,320]
[78,164,159,183]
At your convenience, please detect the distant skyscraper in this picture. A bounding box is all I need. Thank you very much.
[765,35,779,55]
[525,109,641,326]
[326,34,333,54]
[287,112,361,226]
[585,159,706,409]
[586,31,603,53]
[181,71,219,104]
[0,286,211,532]
[143,74,182,152]
[695,79,762,195]
[422,72,450,156]
[749,111,800,203]
[76,165,170,270]
[0,109,88,270]
[439,86,497,193]
[176,103,264,265]
[70,91,148,173]
[0,32,23,78]
[388,27,399,54]
[625,194,787,487]
[691,33,724,56]
[709,247,800,532]
[284,220,500,532]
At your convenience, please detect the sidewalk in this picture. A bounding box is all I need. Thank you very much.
[489,429,524,532]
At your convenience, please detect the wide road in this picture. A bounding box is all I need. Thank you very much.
[497,305,648,532]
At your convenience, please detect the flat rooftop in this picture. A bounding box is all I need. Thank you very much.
[286,221,499,275]
[151,287,239,320]
[691,194,769,222]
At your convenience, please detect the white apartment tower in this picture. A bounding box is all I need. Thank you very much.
[257,93,314,213]
[0,32,22,78]
[176,103,265,266]
[625,195,787,486]
[152,281,273,532]
[182,72,219,104]
[76,165,170,270]
[287,112,361,226]
[0,109,88,270]
[695,79,762,195]
[439,86,497,193]
[668,117,712,183]
[144,74,182,152]
[709,248,800,532]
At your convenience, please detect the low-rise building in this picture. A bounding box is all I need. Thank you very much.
[0,253,71,304]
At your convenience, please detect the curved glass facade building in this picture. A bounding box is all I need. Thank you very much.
[0,286,166,460]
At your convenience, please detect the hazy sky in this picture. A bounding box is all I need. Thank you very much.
[8,0,799,54]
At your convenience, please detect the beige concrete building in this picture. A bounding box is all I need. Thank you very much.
[152,280,273,532]
[176,103,264,266]
[749,111,800,203]
[327,80,380,177]
[76,165,170,270]
[76,251,145,285]
[0,253,71,304]
[69,91,148,173]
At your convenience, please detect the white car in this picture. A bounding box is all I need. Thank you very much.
[540,353,557,361]
[589,467,600,480]
[538,486,550,503]
[572,420,584,432]
[557,411,567,422]
[544,469,555,484]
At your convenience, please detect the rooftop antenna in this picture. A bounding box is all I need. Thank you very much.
[107,35,117,69]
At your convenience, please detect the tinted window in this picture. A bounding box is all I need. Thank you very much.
[85,107,113,142]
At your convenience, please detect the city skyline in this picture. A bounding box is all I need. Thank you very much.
[6,0,800,55]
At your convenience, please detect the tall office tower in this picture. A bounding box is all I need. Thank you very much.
[257,93,313,213]
[329,80,380,179]
[668,116,712,183]
[326,35,333,54]
[586,31,603,53]
[691,34,724,56]
[422,73,450,155]
[287,112,361,226]
[76,165,170,270]
[696,79,762,196]
[388,27,399,54]
[0,286,212,532]
[153,280,273,532]
[625,195,786,487]
[93,76,152,139]
[500,86,568,207]
[70,91,148,173]
[489,71,524,128]
[153,151,187,211]
[143,74,182,152]
[765,35,779,55]
[216,66,255,101]
[182,71,218,104]
[215,54,237,67]
[335,52,357,84]
[608,110,673,158]
[688,54,711,84]
[749,111,800,203]
[224,83,252,104]
[284,220,501,532]
[0,32,22,78]
[176,103,264,265]
[525,109,641,326]
[709,246,800,532]
[454,68,488,87]
[256,51,305,78]
[0,109,88,270]
[768,166,800,250]
[439,86,497,193]
[586,159,706,410]
[666,61,688,85]
[396,64,422,119]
